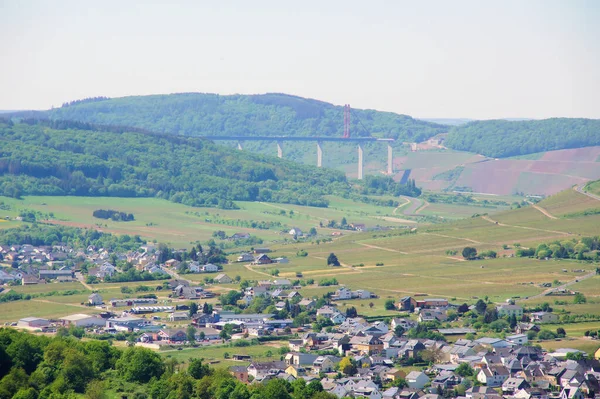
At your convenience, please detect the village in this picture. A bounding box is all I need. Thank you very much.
[2,240,600,399]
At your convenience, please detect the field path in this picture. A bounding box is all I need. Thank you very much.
[75,272,94,291]
[257,202,327,222]
[357,242,409,254]
[415,201,430,214]
[422,232,482,245]
[364,285,471,301]
[531,204,557,219]
[31,298,89,309]
[527,201,558,219]
[398,196,424,216]
[393,197,411,215]
[481,215,571,236]
[243,264,273,277]
[524,271,596,301]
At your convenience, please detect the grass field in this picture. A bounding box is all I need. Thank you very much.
[159,341,287,367]
[1,185,600,358]
[0,195,411,249]
[586,179,600,196]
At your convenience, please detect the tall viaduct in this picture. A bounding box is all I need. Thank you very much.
[201,135,395,179]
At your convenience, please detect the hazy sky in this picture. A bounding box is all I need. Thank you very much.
[1,0,599,119]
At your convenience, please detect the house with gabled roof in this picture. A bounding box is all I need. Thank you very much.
[214,273,232,284]
[478,364,511,387]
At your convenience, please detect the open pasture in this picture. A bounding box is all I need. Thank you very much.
[159,341,287,367]
[11,281,86,294]
[538,338,600,355]
[0,195,407,249]
[0,299,89,323]
[418,203,509,220]
[540,189,600,216]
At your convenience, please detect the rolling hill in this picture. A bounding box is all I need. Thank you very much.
[43,93,447,141]
[0,118,419,208]
[445,118,600,158]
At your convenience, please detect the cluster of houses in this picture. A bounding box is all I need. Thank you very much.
[10,276,600,399]
[0,241,237,285]
[224,311,600,399]
[235,248,289,266]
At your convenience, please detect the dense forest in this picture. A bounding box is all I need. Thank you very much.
[444,118,600,158]
[0,328,337,399]
[0,119,420,208]
[39,93,447,142]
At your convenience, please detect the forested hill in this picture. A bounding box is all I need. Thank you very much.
[444,118,600,158]
[38,93,447,142]
[0,119,420,208]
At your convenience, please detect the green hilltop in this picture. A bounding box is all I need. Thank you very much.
[45,93,447,141]
[31,93,600,161]
[0,119,420,208]
[445,118,600,158]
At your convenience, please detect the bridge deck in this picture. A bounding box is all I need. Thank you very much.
[200,136,394,142]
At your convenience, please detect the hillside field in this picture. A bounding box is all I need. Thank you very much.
[1,187,600,355]
[398,147,600,197]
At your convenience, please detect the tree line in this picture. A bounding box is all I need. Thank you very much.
[0,120,422,208]
[444,118,600,158]
[0,328,337,399]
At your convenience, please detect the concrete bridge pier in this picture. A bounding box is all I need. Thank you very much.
[317,141,323,167]
[277,141,283,158]
[237,141,243,151]
[387,144,393,175]
[357,144,364,180]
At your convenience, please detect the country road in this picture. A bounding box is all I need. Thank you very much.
[75,272,93,290]
[524,271,596,302]
[575,184,600,202]
[398,196,424,216]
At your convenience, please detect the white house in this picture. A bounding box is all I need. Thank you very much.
[289,228,303,237]
[330,312,347,325]
[506,334,528,345]
[406,371,430,389]
[189,262,202,273]
[332,287,352,301]
[313,356,338,373]
[237,253,254,262]
[201,264,219,273]
[88,293,103,306]
[497,304,523,318]
[477,365,510,387]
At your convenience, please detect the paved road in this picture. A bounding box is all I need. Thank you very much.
[575,185,600,201]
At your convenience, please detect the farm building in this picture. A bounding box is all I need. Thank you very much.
[38,269,73,280]
[110,298,157,307]
[59,314,105,327]
[252,254,273,265]
[17,317,50,329]
[168,312,189,322]
[237,253,254,262]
